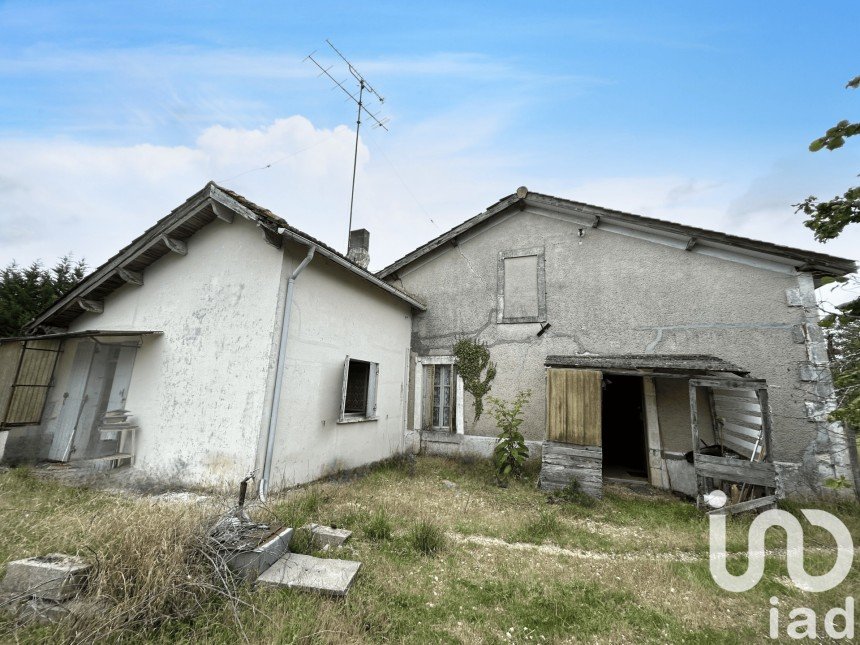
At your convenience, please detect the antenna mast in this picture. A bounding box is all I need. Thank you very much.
[306,40,388,250]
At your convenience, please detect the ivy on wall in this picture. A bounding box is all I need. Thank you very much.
[453,338,497,422]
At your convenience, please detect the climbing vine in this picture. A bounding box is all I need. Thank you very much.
[453,338,497,421]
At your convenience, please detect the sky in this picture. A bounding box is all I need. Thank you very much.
[1,1,858,306]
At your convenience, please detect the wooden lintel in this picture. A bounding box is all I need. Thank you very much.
[591,215,600,228]
[77,298,104,314]
[260,226,282,249]
[685,237,697,251]
[212,202,235,224]
[117,268,144,286]
[162,236,187,255]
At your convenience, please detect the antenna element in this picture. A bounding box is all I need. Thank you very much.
[306,41,388,251]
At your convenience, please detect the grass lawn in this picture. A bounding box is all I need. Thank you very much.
[1,457,858,643]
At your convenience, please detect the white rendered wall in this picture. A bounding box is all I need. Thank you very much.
[265,245,412,489]
[70,217,283,487]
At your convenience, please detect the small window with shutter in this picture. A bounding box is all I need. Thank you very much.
[339,356,378,422]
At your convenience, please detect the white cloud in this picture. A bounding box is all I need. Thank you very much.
[0,116,856,298]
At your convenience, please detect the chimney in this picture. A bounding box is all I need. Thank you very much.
[347,228,370,269]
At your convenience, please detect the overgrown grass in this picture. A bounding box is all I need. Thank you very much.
[1,457,858,643]
[406,518,445,555]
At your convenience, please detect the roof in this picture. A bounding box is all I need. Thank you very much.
[544,354,749,375]
[1,330,162,343]
[27,183,425,332]
[377,189,857,279]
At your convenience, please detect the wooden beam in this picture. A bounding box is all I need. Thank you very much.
[212,202,235,224]
[117,268,143,286]
[260,225,282,249]
[709,495,777,516]
[685,237,697,251]
[162,236,187,255]
[77,298,103,314]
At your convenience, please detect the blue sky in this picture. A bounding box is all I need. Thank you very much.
[1,1,858,304]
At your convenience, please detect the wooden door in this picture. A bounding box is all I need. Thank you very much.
[47,341,96,461]
[546,368,602,445]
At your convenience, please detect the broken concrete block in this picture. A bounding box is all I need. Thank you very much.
[0,554,90,601]
[257,553,361,596]
[304,524,352,549]
[209,517,293,581]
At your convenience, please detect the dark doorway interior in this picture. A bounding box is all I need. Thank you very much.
[601,375,648,481]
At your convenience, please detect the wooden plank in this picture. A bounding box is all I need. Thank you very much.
[713,396,762,413]
[712,387,759,399]
[695,462,775,487]
[690,378,765,390]
[546,368,566,442]
[709,495,777,516]
[717,411,762,427]
[722,433,760,457]
[643,376,669,489]
[721,422,763,440]
[757,388,774,462]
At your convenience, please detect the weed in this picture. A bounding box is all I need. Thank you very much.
[513,510,563,544]
[407,518,445,555]
[364,508,392,542]
[547,478,596,508]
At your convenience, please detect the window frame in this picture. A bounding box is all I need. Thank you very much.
[497,246,547,324]
[413,355,464,434]
[338,355,379,423]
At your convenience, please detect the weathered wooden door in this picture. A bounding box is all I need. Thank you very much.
[47,341,96,461]
[546,368,602,445]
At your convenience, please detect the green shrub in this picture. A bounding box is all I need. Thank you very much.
[407,518,445,555]
[487,390,532,485]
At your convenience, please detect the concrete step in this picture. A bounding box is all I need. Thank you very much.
[257,553,361,596]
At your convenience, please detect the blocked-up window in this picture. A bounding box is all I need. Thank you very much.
[340,356,378,421]
[498,247,546,323]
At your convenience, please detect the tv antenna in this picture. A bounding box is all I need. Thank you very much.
[306,40,389,250]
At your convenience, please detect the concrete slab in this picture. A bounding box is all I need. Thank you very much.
[304,524,352,548]
[257,553,361,596]
[0,554,90,601]
[209,517,293,581]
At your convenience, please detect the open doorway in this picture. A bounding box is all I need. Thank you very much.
[601,375,648,482]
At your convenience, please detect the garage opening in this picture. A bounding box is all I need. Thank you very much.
[601,375,648,482]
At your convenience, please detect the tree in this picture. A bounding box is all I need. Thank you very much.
[0,256,86,337]
[794,75,860,242]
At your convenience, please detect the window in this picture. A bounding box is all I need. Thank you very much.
[497,247,546,323]
[339,356,378,422]
[432,364,453,428]
[421,361,458,431]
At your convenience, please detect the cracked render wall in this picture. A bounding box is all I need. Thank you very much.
[387,207,851,496]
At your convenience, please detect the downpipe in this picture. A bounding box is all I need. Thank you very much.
[259,244,315,501]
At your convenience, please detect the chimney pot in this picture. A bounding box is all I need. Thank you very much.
[347,228,370,269]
